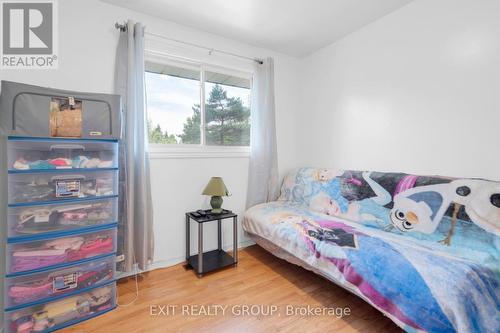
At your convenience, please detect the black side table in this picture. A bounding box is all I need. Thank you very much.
[185,209,238,277]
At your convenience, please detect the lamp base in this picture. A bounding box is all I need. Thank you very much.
[210,196,223,214]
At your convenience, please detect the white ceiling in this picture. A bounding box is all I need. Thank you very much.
[102,0,413,57]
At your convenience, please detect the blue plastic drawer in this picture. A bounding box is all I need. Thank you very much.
[5,255,116,310]
[7,197,118,239]
[6,227,117,275]
[8,170,118,204]
[7,138,118,171]
[5,283,116,333]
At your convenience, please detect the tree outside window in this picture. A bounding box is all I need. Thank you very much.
[145,61,251,146]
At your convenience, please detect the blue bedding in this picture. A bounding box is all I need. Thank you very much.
[243,168,500,332]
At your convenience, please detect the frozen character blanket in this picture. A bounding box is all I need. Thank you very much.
[243,168,500,333]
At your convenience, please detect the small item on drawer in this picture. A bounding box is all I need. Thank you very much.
[43,176,100,199]
[13,159,30,170]
[73,156,113,169]
[8,281,53,304]
[19,208,54,225]
[78,269,110,288]
[75,263,112,287]
[97,160,113,168]
[87,210,111,222]
[58,202,111,225]
[61,211,88,222]
[10,312,35,332]
[12,182,54,202]
[52,272,78,292]
[45,237,84,251]
[29,160,55,170]
[96,178,113,196]
[32,312,50,331]
[86,158,113,169]
[84,158,101,169]
[55,179,81,198]
[46,298,89,326]
[57,204,92,221]
[81,179,98,196]
[57,203,92,214]
[88,285,113,310]
[15,208,59,234]
[71,155,89,169]
[50,97,83,138]
[49,158,73,169]
[67,236,113,261]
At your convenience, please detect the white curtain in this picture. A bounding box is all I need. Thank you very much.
[114,20,154,271]
[246,57,279,208]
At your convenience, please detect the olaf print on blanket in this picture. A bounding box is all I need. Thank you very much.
[281,169,500,246]
[389,178,500,244]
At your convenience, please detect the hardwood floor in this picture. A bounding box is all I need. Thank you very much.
[62,245,402,333]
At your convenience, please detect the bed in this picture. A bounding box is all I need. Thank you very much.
[243,168,500,333]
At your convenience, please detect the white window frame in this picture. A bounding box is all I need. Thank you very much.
[145,50,252,159]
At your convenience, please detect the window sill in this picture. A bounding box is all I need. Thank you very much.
[149,144,251,159]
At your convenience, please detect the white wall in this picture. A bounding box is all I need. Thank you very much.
[0,0,301,269]
[298,0,500,180]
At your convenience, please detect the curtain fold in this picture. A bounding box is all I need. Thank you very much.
[246,57,279,209]
[114,20,154,272]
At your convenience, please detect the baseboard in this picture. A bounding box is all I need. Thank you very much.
[116,239,256,279]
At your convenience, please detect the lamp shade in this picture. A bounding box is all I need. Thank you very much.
[202,177,229,196]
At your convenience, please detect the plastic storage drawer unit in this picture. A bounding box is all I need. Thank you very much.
[4,283,116,333]
[2,82,120,333]
[6,227,117,275]
[7,196,118,239]
[7,138,118,171]
[5,254,116,309]
[8,170,118,204]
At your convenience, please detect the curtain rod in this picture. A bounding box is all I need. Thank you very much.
[115,22,264,65]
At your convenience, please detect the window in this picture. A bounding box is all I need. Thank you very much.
[145,59,251,147]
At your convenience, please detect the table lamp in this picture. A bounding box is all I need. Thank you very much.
[202,177,229,214]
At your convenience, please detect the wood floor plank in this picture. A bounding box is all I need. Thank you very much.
[60,245,403,333]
